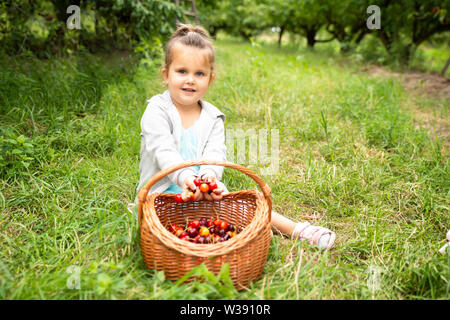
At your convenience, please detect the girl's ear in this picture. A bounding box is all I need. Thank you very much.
[161,68,168,85]
[209,73,215,85]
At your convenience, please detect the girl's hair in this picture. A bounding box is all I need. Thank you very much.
[165,24,215,73]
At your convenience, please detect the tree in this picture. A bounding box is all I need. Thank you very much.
[198,0,270,41]
[0,0,182,56]
[322,0,371,53]
[268,0,335,48]
[374,0,450,65]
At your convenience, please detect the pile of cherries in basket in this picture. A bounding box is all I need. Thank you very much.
[174,176,218,203]
[168,217,243,244]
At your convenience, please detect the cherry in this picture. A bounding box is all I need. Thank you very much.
[187,227,198,238]
[213,218,222,226]
[200,183,209,193]
[169,224,179,234]
[200,217,208,225]
[194,177,202,186]
[228,224,235,232]
[174,194,183,203]
[179,231,188,239]
[187,191,195,201]
[218,229,226,237]
[199,226,210,237]
[209,181,218,191]
[180,235,190,241]
[190,220,200,229]
[220,221,229,230]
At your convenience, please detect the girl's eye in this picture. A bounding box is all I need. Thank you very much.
[178,70,186,74]
[196,72,204,76]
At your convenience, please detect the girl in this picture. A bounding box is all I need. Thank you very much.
[134,24,336,250]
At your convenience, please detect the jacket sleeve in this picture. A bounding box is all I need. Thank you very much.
[198,115,227,181]
[141,103,197,186]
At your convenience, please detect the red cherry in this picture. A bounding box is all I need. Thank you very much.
[213,218,222,226]
[194,178,202,186]
[207,220,213,227]
[220,221,229,230]
[209,181,218,191]
[174,194,183,203]
[169,224,179,233]
[179,231,188,239]
[191,220,200,229]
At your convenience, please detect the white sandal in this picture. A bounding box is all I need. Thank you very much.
[291,222,336,250]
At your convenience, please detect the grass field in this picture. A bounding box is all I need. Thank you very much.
[0,37,449,300]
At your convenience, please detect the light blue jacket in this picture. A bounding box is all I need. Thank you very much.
[136,90,227,200]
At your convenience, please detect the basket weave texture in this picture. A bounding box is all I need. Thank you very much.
[137,160,272,290]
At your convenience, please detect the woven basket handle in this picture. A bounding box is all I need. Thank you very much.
[137,160,272,221]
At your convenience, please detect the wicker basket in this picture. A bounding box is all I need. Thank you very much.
[137,160,272,290]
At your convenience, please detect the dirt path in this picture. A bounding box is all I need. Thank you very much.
[362,65,450,101]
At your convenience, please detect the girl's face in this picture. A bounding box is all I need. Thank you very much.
[162,43,215,110]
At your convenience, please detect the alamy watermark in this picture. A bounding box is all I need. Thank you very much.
[66,265,81,289]
[66,5,81,30]
[366,265,384,293]
[367,5,381,30]
[226,129,279,175]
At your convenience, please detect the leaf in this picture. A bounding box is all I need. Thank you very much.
[16,135,25,144]
[97,273,112,288]
[155,270,165,283]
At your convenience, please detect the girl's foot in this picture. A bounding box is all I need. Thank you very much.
[291,222,336,250]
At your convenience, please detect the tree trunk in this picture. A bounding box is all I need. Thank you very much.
[278,26,285,48]
[306,29,316,48]
[441,58,450,77]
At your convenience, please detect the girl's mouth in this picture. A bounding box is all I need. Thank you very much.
[182,88,196,92]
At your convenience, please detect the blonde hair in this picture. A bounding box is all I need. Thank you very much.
[165,24,215,73]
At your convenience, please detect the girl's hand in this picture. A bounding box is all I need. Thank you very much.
[200,174,224,201]
[182,176,203,201]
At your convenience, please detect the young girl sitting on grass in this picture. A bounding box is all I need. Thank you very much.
[134,24,336,250]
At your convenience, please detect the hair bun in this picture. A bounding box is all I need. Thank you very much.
[174,24,209,39]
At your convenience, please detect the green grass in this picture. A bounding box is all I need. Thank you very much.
[1,37,449,300]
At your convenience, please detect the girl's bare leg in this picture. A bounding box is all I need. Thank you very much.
[271,210,297,236]
[270,210,335,250]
